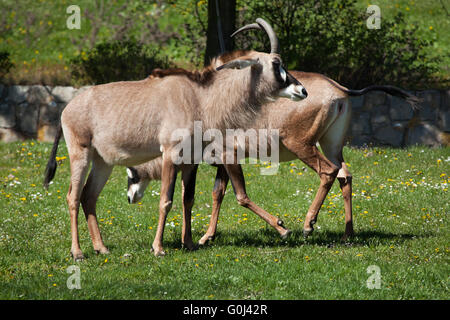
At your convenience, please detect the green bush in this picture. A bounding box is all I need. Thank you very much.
[238,0,443,89]
[70,40,170,85]
[0,50,14,80]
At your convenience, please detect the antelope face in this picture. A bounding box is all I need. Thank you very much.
[215,52,307,102]
[126,167,149,204]
[271,56,307,101]
[217,17,307,102]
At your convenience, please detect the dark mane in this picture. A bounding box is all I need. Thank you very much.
[149,50,252,86]
[214,50,251,64]
[150,67,215,86]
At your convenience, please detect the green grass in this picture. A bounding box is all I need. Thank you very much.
[0,141,449,299]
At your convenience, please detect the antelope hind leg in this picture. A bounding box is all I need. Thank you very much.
[199,165,229,245]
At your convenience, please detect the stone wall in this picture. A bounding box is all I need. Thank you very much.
[349,90,450,147]
[0,84,449,147]
[0,84,90,142]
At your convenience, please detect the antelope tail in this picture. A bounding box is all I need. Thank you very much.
[43,124,63,190]
[324,77,421,110]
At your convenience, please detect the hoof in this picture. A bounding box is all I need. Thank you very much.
[151,246,166,257]
[303,228,314,238]
[280,228,292,239]
[341,232,354,242]
[198,235,215,246]
[182,242,198,251]
[94,247,110,255]
[71,251,85,262]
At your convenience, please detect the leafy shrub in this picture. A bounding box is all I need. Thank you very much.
[70,40,170,85]
[0,50,14,79]
[237,0,443,89]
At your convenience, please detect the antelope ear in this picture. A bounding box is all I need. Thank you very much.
[216,58,260,71]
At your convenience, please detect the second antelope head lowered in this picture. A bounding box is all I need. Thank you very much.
[213,18,307,104]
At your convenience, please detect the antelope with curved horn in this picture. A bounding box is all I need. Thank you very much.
[126,66,419,244]
[43,18,307,259]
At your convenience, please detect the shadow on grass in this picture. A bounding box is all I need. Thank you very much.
[97,228,432,257]
[185,228,431,250]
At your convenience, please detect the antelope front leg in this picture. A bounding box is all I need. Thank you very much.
[152,157,178,257]
[224,164,291,238]
[181,165,198,251]
[199,165,229,245]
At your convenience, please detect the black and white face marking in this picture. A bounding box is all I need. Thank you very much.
[127,167,149,204]
[272,58,308,101]
[279,65,287,82]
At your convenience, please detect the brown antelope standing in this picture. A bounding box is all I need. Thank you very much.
[43,19,307,260]
[126,68,419,244]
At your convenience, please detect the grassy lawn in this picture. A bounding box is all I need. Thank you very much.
[0,141,448,299]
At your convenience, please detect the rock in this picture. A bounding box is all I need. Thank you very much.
[416,90,440,121]
[389,95,413,121]
[350,134,372,147]
[0,128,24,142]
[0,103,16,128]
[438,90,449,132]
[371,113,390,131]
[363,91,386,111]
[74,86,92,97]
[439,110,450,133]
[350,95,364,110]
[37,124,59,142]
[39,102,63,126]
[27,85,54,104]
[351,112,371,135]
[16,103,38,135]
[7,85,29,104]
[392,121,408,132]
[52,86,78,103]
[406,122,442,147]
[373,125,403,147]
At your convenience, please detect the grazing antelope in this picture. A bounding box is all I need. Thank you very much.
[126,68,419,244]
[43,18,307,260]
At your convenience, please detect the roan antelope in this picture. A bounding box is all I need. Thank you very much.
[126,67,419,244]
[43,19,307,260]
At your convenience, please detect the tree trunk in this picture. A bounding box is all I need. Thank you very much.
[204,0,236,67]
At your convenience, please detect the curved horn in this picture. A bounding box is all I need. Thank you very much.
[230,18,279,54]
[255,18,279,54]
[230,23,261,38]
